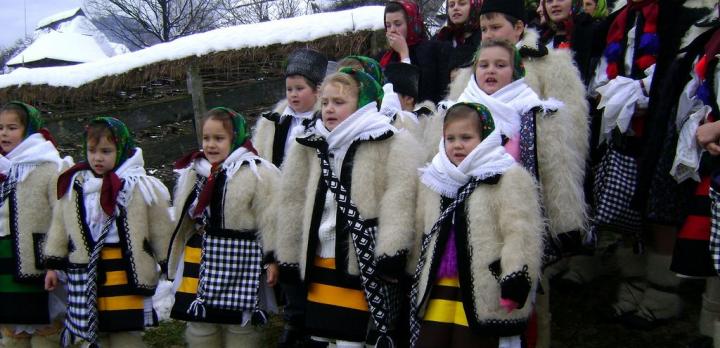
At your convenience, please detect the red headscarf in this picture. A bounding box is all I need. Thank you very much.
[380,0,428,67]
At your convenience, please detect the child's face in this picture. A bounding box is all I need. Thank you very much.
[582,0,596,15]
[321,83,358,131]
[87,136,117,176]
[444,117,482,166]
[475,46,514,95]
[385,11,408,39]
[448,0,471,25]
[545,0,573,23]
[479,14,524,44]
[0,111,25,154]
[286,76,318,114]
[202,118,233,164]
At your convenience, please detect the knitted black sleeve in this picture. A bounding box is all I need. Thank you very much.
[263,251,277,265]
[43,256,68,271]
[500,265,532,308]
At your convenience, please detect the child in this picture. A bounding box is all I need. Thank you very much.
[168,107,279,347]
[411,102,543,348]
[382,0,445,103]
[254,48,327,168]
[275,68,423,347]
[44,117,172,347]
[0,102,69,348]
[381,62,436,141]
[337,55,384,85]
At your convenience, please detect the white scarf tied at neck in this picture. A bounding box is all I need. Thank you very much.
[420,128,516,198]
[0,133,67,184]
[311,102,397,173]
[457,77,563,137]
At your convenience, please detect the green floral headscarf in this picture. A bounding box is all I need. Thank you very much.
[6,101,44,138]
[208,107,250,152]
[338,67,384,109]
[340,56,384,85]
[84,117,135,168]
[447,102,495,139]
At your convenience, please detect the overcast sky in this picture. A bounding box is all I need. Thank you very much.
[0,0,82,48]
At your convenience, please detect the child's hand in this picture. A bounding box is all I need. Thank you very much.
[44,270,58,291]
[499,298,518,313]
[266,263,279,287]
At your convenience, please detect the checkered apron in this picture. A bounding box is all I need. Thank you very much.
[709,178,720,275]
[592,144,642,237]
[61,214,115,348]
[315,148,397,348]
[409,178,482,348]
[186,228,264,319]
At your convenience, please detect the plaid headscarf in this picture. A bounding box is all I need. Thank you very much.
[208,107,251,152]
[446,102,495,139]
[5,101,44,138]
[84,117,135,169]
[341,55,384,84]
[338,67,384,109]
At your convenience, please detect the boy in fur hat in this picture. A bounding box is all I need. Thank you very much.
[252,48,327,347]
[380,62,436,141]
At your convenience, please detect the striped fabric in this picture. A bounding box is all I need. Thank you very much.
[416,277,499,348]
[671,176,717,277]
[305,256,370,342]
[0,236,49,325]
[96,245,156,332]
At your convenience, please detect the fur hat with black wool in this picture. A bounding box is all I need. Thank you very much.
[384,62,420,100]
[286,48,328,86]
[480,0,527,23]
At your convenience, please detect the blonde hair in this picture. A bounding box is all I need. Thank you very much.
[320,72,360,100]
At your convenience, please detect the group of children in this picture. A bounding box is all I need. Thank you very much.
[4,0,720,347]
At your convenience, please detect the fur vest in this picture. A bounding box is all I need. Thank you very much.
[253,99,318,167]
[6,162,65,282]
[433,29,590,248]
[166,162,279,280]
[412,165,544,336]
[44,173,173,295]
[391,101,437,142]
[275,131,423,280]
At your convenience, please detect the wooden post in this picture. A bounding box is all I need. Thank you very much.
[187,61,207,146]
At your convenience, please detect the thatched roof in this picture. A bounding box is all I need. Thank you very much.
[0,6,386,120]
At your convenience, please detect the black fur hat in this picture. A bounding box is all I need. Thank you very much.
[479,0,526,23]
[384,62,420,100]
[286,48,328,86]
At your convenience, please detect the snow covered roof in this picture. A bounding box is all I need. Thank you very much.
[6,31,113,67]
[37,7,84,30]
[0,6,385,89]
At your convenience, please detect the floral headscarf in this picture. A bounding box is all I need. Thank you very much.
[446,102,495,139]
[208,107,251,152]
[338,67,384,109]
[340,55,384,84]
[6,101,44,138]
[380,0,428,67]
[84,117,135,168]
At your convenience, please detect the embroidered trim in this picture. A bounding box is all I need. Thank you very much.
[500,265,531,287]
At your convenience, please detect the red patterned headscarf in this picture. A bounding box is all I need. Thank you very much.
[380,0,428,67]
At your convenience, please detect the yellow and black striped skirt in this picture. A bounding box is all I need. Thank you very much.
[416,277,499,348]
[97,244,156,332]
[305,256,370,342]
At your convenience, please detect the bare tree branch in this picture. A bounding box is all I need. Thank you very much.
[85,0,221,48]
